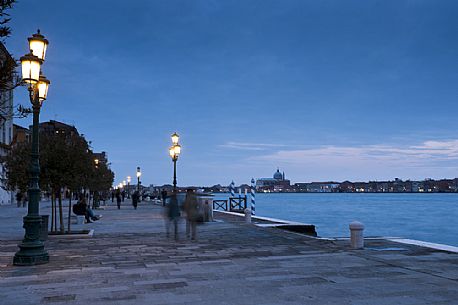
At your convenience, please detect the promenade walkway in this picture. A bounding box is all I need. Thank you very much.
[0,200,457,304]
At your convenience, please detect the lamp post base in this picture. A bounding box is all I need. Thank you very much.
[13,250,49,266]
[13,215,49,266]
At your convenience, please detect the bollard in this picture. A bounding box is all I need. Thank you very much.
[349,221,364,249]
[244,208,252,223]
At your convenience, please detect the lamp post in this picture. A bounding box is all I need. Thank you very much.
[127,176,131,199]
[14,30,50,266]
[136,167,141,192]
[169,132,181,192]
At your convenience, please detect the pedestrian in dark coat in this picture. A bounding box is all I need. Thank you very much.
[116,189,122,209]
[161,189,167,206]
[183,189,199,240]
[166,193,180,240]
[132,191,139,210]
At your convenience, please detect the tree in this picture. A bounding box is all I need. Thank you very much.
[1,0,32,119]
[2,141,30,195]
[0,0,17,92]
[4,126,114,233]
[0,0,16,40]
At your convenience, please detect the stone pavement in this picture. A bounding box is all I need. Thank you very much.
[0,200,457,304]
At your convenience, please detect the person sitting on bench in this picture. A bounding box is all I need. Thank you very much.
[73,194,99,223]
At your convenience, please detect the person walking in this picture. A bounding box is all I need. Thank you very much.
[166,192,180,240]
[183,189,199,240]
[116,188,122,209]
[161,189,167,206]
[121,190,126,202]
[16,192,22,208]
[22,193,28,208]
[111,191,115,203]
[132,191,139,210]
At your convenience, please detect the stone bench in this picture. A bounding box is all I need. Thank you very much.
[70,215,85,225]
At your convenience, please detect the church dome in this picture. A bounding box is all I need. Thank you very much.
[273,169,283,180]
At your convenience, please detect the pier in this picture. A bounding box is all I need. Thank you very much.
[1,201,457,304]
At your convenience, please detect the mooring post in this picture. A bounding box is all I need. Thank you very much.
[349,221,365,249]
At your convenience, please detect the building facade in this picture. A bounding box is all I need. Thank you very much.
[0,42,14,204]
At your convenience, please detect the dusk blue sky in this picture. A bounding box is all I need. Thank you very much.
[6,0,458,186]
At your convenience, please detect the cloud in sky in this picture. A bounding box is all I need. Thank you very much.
[219,142,286,151]
[255,140,458,165]
[216,139,458,182]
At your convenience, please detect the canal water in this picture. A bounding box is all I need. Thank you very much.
[213,193,458,247]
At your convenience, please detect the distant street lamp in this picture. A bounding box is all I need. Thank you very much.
[136,167,141,192]
[14,30,50,266]
[127,176,131,198]
[169,132,181,192]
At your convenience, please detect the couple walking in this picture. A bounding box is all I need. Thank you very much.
[166,189,199,240]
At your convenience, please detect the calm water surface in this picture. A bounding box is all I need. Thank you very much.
[213,193,458,247]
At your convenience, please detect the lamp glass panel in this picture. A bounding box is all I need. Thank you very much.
[21,60,40,84]
[38,80,49,100]
[174,145,181,155]
[29,39,47,60]
[169,147,175,157]
[171,134,179,144]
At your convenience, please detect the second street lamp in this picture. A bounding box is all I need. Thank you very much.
[169,132,181,192]
[136,167,141,192]
[14,30,50,266]
[127,176,131,199]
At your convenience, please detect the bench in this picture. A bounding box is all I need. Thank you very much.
[70,215,85,224]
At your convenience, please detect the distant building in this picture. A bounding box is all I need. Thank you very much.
[0,42,14,205]
[256,169,291,192]
[306,182,340,193]
[38,120,79,137]
[93,151,108,165]
[12,124,31,145]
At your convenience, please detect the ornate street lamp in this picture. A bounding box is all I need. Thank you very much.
[136,167,141,192]
[14,30,50,266]
[127,176,131,198]
[169,132,181,192]
[28,29,48,61]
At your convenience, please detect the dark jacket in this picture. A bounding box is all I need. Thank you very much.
[167,195,180,220]
[183,193,199,221]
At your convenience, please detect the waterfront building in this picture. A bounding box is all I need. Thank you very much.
[0,42,14,205]
[256,169,291,192]
[305,182,340,193]
[338,181,355,192]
